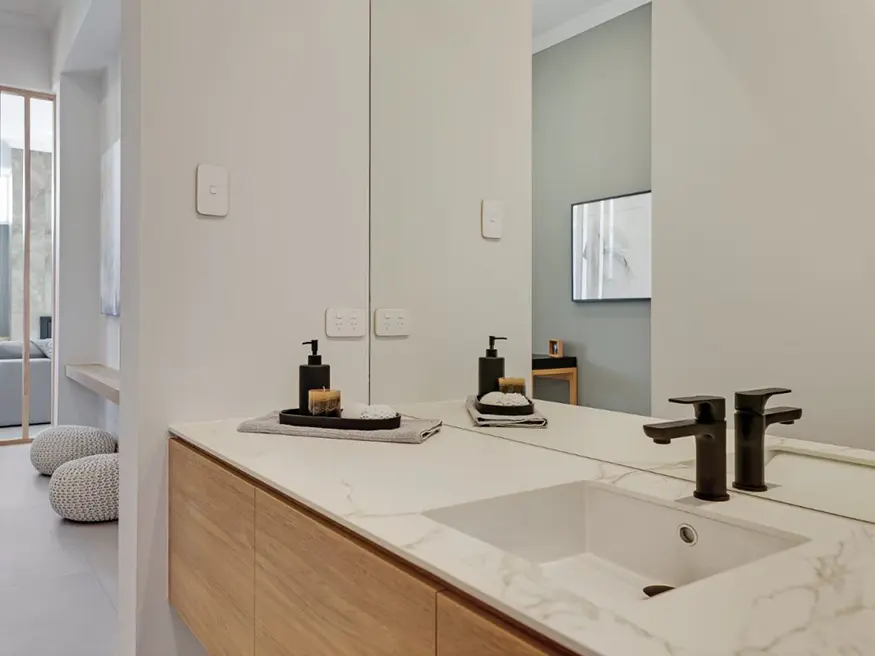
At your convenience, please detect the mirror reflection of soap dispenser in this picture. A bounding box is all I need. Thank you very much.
[478,336,507,397]
[299,340,331,415]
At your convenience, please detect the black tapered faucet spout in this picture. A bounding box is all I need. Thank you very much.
[643,419,701,443]
[765,406,803,426]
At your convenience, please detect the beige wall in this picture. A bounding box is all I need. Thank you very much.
[651,0,875,447]
[119,1,370,653]
[54,72,103,429]
[97,57,121,434]
[370,0,532,403]
[0,24,51,92]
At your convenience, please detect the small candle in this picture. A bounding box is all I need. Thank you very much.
[308,389,341,416]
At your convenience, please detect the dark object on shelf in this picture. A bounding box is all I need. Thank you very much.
[299,339,330,416]
[40,316,52,339]
[279,408,402,431]
[475,394,535,416]
[532,354,577,370]
[643,585,674,598]
[548,339,564,357]
[478,335,507,397]
[734,388,802,493]
[643,396,730,502]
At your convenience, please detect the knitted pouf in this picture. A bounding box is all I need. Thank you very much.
[30,425,117,476]
[49,453,119,522]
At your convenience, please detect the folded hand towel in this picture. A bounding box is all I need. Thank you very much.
[238,412,442,444]
[466,396,548,428]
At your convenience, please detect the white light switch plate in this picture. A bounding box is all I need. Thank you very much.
[481,199,503,239]
[325,308,367,338]
[374,309,412,337]
[196,164,229,217]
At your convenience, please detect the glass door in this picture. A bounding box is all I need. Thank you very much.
[0,87,55,445]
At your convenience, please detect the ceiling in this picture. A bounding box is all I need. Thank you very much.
[0,0,65,28]
[532,0,615,37]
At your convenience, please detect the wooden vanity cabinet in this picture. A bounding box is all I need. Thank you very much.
[169,441,570,656]
[254,489,438,656]
[437,592,563,656]
[169,440,256,656]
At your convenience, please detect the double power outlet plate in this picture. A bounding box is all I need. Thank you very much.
[325,308,411,338]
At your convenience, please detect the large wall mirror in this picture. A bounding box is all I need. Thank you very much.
[572,191,651,302]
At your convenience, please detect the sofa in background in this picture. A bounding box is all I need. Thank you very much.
[0,340,52,427]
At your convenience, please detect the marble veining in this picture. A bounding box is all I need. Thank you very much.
[169,418,875,655]
[398,399,875,525]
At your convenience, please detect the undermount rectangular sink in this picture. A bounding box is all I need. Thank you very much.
[425,482,806,606]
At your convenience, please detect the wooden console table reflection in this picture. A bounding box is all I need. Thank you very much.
[531,355,578,405]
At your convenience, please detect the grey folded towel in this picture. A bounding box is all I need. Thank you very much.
[238,411,442,444]
[466,396,548,428]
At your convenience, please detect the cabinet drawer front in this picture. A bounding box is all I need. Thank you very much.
[169,440,255,656]
[255,490,437,656]
[437,593,562,656]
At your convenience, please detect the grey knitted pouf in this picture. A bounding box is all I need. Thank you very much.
[49,454,119,522]
[30,425,117,476]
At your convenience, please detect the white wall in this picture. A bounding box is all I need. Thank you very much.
[533,0,651,54]
[0,23,52,92]
[53,72,102,428]
[97,55,120,433]
[119,0,370,653]
[652,0,875,448]
[370,0,532,403]
[51,0,91,82]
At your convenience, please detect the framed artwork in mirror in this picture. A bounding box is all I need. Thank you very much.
[572,191,651,302]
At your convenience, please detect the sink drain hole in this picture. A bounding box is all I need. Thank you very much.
[678,523,698,546]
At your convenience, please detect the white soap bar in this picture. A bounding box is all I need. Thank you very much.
[341,402,368,419]
[481,392,529,407]
[360,404,398,420]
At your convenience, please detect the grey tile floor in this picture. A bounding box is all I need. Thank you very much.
[0,443,117,656]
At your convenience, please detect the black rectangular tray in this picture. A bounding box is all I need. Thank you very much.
[279,408,402,431]
[474,395,536,416]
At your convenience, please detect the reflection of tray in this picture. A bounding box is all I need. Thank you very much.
[475,395,536,416]
[279,408,402,431]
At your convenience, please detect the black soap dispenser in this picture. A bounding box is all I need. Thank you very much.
[478,336,507,397]
[299,340,331,414]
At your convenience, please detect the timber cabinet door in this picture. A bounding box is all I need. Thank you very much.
[437,592,564,656]
[254,489,438,656]
[168,440,256,656]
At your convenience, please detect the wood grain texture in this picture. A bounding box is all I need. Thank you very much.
[169,440,256,656]
[254,489,438,656]
[437,592,563,656]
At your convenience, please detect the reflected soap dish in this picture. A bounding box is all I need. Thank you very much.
[474,394,536,416]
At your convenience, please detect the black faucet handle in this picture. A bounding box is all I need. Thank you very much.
[735,388,792,413]
[669,396,726,422]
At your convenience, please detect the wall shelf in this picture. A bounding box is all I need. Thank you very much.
[65,364,120,405]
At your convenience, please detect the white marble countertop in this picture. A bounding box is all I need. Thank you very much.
[169,416,875,655]
[397,399,875,523]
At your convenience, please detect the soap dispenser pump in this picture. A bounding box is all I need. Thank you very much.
[478,336,507,396]
[299,340,331,414]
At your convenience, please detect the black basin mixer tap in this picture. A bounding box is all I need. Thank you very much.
[643,396,730,502]
[733,388,802,492]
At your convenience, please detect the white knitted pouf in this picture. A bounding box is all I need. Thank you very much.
[49,454,119,522]
[30,425,117,476]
